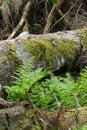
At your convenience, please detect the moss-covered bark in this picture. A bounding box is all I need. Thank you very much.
[23,37,76,69]
[0,105,87,130]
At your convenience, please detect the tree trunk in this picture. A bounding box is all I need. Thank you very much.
[0,28,87,85]
[0,105,87,130]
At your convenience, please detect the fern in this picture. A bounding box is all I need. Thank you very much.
[80,123,87,130]
[4,58,87,109]
[75,66,87,106]
[5,58,51,102]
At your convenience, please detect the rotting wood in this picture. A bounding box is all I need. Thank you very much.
[0,105,87,130]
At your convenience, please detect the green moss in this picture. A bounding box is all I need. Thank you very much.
[23,25,29,32]
[55,39,76,58]
[24,109,42,130]
[5,44,22,69]
[78,28,87,49]
[2,57,8,65]
[23,38,76,68]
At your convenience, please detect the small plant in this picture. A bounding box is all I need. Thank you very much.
[48,0,57,5]
[5,57,51,103]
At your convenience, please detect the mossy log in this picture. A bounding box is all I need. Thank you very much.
[0,105,87,130]
[0,28,87,85]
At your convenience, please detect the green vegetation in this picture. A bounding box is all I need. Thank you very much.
[48,0,58,4]
[4,57,87,110]
[80,123,87,130]
[73,123,87,130]
[5,44,22,70]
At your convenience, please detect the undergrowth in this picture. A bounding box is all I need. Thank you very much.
[80,123,87,130]
[73,123,87,130]
[4,58,87,110]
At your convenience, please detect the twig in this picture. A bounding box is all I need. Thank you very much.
[54,93,61,108]
[58,9,71,27]
[26,90,44,129]
[75,4,82,22]
[73,93,81,108]
[49,0,79,32]
[43,0,63,33]
[54,93,62,127]
[44,0,49,21]
[26,90,35,109]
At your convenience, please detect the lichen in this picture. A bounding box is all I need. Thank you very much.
[78,28,87,49]
[23,38,76,68]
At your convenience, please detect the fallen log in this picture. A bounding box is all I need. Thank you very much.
[0,105,87,130]
[0,28,87,85]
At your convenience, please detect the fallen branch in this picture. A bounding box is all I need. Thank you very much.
[8,0,32,39]
[58,9,71,27]
[43,0,64,33]
[26,90,35,109]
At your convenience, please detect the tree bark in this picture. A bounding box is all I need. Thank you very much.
[0,28,87,85]
[0,105,87,130]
